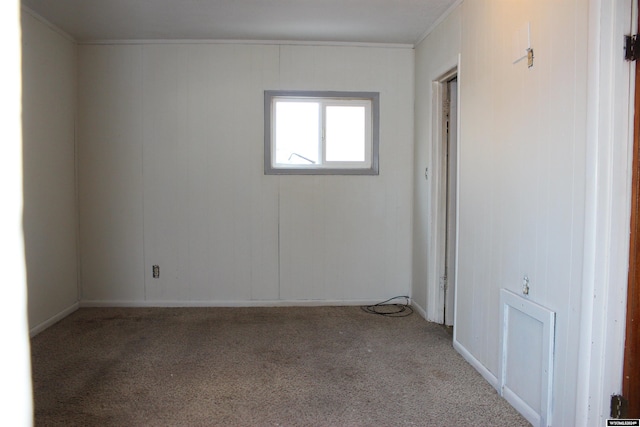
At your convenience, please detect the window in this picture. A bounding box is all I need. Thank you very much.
[264,90,379,175]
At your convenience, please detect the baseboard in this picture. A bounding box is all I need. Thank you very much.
[79,299,392,308]
[412,300,428,320]
[452,338,500,391]
[29,302,80,337]
[503,386,542,427]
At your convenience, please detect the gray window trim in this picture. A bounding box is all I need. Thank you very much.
[264,90,380,175]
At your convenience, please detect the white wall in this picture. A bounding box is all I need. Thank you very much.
[78,42,414,305]
[21,11,79,332]
[414,1,592,425]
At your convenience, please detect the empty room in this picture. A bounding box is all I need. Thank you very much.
[3,0,639,426]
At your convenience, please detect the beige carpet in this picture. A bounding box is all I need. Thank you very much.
[31,306,530,426]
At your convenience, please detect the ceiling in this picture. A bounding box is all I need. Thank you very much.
[21,0,459,45]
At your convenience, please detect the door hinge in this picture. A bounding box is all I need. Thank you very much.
[440,275,448,291]
[625,35,639,61]
[611,394,629,419]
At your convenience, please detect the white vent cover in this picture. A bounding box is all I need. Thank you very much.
[499,289,555,427]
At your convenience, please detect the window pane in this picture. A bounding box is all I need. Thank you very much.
[264,90,379,175]
[325,105,365,162]
[274,101,319,165]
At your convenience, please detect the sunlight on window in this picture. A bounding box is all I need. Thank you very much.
[325,106,365,162]
[265,90,378,174]
[274,101,319,165]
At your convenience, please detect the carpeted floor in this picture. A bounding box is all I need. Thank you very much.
[30,306,530,426]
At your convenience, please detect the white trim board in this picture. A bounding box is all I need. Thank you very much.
[414,0,463,46]
[427,56,461,325]
[452,339,500,390]
[78,39,414,49]
[21,5,76,43]
[411,299,428,320]
[29,302,80,337]
[79,299,400,308]
[578,0,635,424]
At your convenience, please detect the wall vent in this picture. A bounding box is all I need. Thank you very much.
[499,289,556,427]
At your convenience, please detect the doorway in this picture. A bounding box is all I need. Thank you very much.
[434,69,458,327]
[443,76,458,326]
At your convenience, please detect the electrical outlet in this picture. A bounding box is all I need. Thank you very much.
[152,265,160,279]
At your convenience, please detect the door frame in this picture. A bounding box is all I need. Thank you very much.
[577,0,636,424]
[429,63,459,326]
[444,76,458,326]
[623,0,640,417]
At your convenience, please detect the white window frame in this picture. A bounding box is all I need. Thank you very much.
[264,90,380,175]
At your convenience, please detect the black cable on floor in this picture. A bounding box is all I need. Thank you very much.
[361,296,413,317]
